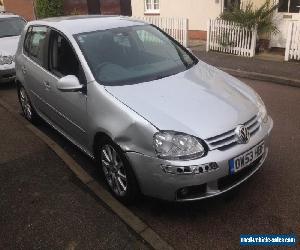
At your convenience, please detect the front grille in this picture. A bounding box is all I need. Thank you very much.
[205,115,260,150]
[2,74,14,79]
[218,156,262,190]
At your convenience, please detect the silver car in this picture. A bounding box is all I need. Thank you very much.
[0,13,26,83]
[15,16,273,203]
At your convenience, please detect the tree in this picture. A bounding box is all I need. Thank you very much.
[220,0,279,37]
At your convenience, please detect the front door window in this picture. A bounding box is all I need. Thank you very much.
[48,30,85,84]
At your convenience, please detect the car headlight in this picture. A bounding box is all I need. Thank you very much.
[153,131,206,160]
[255,94,268,123]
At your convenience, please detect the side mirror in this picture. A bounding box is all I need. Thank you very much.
[57,75,83,92]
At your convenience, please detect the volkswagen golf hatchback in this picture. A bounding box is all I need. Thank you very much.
[15,16,273,203]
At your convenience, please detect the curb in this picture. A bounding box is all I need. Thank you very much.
[219,67,300,88]
[0,98,174,250]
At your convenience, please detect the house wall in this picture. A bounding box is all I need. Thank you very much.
[3,0,89,20]
[3,0,35,20]
[131,0,223,40]
[64,0,88,15]
[0,0,4,10]
[131,0,279,41]
[131,0,222,30]
[101,0,121,14]
[242,0,266,8]
[3,0,129,20]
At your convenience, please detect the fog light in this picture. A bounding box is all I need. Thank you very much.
[209,162,219,170]
[161,163,219,175]
[179,188,189,197]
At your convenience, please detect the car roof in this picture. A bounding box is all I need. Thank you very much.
[0,13,21,19]
[27,15,147,35]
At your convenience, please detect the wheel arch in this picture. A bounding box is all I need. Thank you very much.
[92,131,142,194]
[93,131,112,158]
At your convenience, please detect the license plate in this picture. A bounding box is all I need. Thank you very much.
[229,142,264,174]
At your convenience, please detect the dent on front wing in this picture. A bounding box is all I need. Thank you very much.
[113,116,160,157]
[89,83,158,157]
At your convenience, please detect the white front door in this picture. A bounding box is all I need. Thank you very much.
[270,0,300,48]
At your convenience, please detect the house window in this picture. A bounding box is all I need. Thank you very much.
[278,0,300,13]
[144,0,160,14]
[224,0,241,11]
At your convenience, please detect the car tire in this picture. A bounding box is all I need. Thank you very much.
[17,85,39,124]
[96,137,140,204]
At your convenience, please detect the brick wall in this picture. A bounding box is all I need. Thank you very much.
[100,0,120,15]
[3,0,130,20]
[64,0,88,15]
[3,0,35,20]
[188,30,207,41]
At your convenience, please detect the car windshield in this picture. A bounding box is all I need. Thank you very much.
[75,25,198,85]
[0,17,26,38]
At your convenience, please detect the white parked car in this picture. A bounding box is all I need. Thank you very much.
[0,13,26,83]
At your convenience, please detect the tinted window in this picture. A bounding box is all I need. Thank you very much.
[224,0,241,11]
[289,0,300,13]
[0,17,26,38]
[24,26,47,65]
[75,25,197,86]
[49,31,83,81]
[278,0,300,13]
[278,0,289,12]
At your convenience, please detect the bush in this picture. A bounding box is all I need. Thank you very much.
[220,0,279,37]
[35,0,64,19]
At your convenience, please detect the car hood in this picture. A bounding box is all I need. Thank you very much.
[0,36,20,56]
[104,61,259,139]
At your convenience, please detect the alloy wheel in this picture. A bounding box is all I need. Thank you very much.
[100,144,128,197]
[19,87,32,120]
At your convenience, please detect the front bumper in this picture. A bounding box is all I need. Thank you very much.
[126,117,273,201]
[0,65,15,83]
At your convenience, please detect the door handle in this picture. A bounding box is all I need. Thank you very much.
[21,66,26,75]
[43,81,51,90]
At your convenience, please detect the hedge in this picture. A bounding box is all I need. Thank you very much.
[35,0,64,19]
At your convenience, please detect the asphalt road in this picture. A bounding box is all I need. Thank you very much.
[0,78,299,249]
[0,85,149,249]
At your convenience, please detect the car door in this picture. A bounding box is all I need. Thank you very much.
[22,25,50,114]
[42,29,88,148]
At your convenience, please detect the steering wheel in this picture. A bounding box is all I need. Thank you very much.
[95,62,127,81]
[95,62,111,74]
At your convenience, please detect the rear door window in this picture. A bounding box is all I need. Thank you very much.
[24,26,47,65]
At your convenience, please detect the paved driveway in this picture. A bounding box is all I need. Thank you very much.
[0,78,299,249]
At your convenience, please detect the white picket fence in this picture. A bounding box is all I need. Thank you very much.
[206,19,257,57]
[134,16,188,47]
[285,21,300,61]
